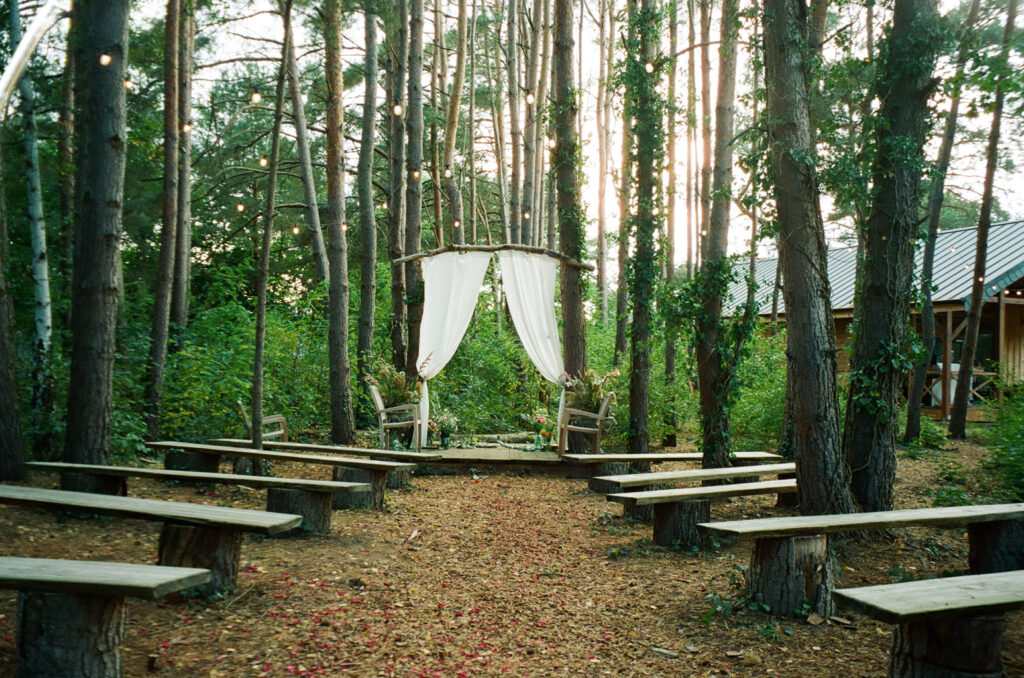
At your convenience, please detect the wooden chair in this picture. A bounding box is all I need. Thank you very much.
[558,392,615,456]
[369,383,422,451]
[238,400,288,441]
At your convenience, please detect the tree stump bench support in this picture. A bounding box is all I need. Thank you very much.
[0,557,210,678]
[834,570,1024,678]
[700,504,1024,619]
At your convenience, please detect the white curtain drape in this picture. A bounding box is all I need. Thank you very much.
[415,251,491,445]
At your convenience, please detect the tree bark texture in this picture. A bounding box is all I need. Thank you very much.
[595,0,609,322]
[387,0,409,370]
[746,535,833,618]
[904,0,980,444]
[430,1,445,246]
[356,4,379,424]
[507,0,522,243]
[158,524,242,595]
[266,488,332,535]
[17,591,125,678]
[332,467,386,510]
[164,449,220,473]
[949,0,1017,439]
[521,0,543,246]
[405,0,426,377]
[171,2,195,331]
[763,0,856,516]
[889,614,1006,678]
[63,0,130,492]
[611,15,634,369]
[842,0,939,511]
[144,0,180,441]
[325,0,357,444]
[968,519,1024,574]
[652,502,709,549]
[0,148,26,481]
[698,0,711,241]
[664,0,678,448]
[444,0,469,243]
[58,40,75,308]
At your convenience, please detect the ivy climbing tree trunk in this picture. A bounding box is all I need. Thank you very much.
[764,0,856,516]
[357,3,379,422]
[171,1,195,331]
[612,14,635,369]
[698,0,711,243]
[0,148,26,481]
[63,0,130,493]
[904,0,980,444]
[842,0,940,511]
[325,0,356,444]
[387,0,410,371]
[144,0,180,441]
[405,0,426,378]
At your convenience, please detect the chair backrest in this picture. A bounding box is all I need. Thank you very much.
[597,392,614,419]
[237,400,252,431]
[368,383,387,417]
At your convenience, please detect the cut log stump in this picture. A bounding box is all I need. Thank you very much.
[158,525,241,595]
[59,472,127,496]
[889,613,1006,678]
[266,488,332,535]
[652,501,709,548]
[332,467,384,509]
[164,450,220,474]
[588,462,629,494]
[746,534,833,618]
[775,472,799,507]
[968,518,1024,574]
[17,590,125,678]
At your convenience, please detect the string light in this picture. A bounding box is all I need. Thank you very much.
[411,169,421,180]
[382,200,389,210]
[181,120,192,133]
[1017,290,1022,296]
[123,78,134,90]
[523,211,531,220]
[644,62,654,73]
[392,101,403,116]
[453,219,462,229]
[444,166,452,178]
[979,276,985,282]
[236,203,246,212]
[99,53,112,66]
[342,222,348,232]
[525,89,535,105]
[259,156,269,167]
[250,88,262,104]
[292,225,300,235]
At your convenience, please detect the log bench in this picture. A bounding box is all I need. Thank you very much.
[0,556,211,678]
[26,461,369,535]
[208,438,441,488]
[0,485,301,595]
[699,503,1024,619]
[834,570,1024,678]
[606,478,797,548]
[147,441,415,509]
[590,462,797,494]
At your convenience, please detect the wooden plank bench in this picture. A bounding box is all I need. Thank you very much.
[834,571,1024,678]
[590,462,797,493]
[699,503,1024,619]
[147,441,415,509]
[0,485,301,595]
[208,438,441,464]
[607,478,797,548]
[0,556,210,678]
[564,451,783,465]
[26,461,369,535]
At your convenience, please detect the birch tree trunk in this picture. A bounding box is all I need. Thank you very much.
[388,0,410,369]
[171,2,195,330]
[949,0,1017,439]
[144,0,180,441]
[842,0,939,510]
[507,0,522,243]
[405,0,427,377]
[698,0,711,247]
[444,0,469,243]
[904,0,980,443]
[0,145,25,481]
[357,4,379,420]
[325,0,356,444]
[63,0,130,492]
[431,0,445,245]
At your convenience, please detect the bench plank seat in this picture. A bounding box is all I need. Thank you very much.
[26,462,368,535]
[0,556,211,600]
[607,478,797,506]
[0,557,213,677]
[564,451,782,464]
[594,462,796,490]
[208,438,441,463]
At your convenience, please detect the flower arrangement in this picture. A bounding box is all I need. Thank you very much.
[566,369,619,414]
[522,409,556,439]
[433,410,459,437]
[365,362,418,408]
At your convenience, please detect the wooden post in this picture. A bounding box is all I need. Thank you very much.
[17,591,125,678]
[968,518,1024,574]
[889,614,1005,678]
[266,489,333,535]
[158,525,241,595]
[746,534,833,618]
[942,311,953,418]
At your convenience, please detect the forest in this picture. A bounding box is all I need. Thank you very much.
[0,0,1023,673]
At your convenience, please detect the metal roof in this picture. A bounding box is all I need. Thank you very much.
[727,219,1024,316]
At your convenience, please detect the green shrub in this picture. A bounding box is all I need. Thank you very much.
[986,386,1024,499]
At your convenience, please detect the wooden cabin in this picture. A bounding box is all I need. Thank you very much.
[732,220,1024,420]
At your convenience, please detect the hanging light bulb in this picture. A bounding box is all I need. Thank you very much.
[644,62,654,74]
[123,78,134,90]
[444,165,452,178]
[523,211,531,220]
[546,137,556,150]
[382,200,389,210]
[525,89,535,105]
[259,156,269,167]
[99,53,113,66]
[453,219,462,229]
[392,101,404,116]
[342,222,349,232]
[236,203,246,212]
[250,88,262,104]
[411,169,421,180]
[181,120,192,133]
[292,225,300,235]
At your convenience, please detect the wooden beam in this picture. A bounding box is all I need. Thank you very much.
[393,243,596,271]
[942,310,953,418]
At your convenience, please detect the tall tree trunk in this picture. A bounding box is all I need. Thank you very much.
[357,4,379,421]
[63,0,130,491]
[695,0,740,470]
[487,29,511,242]
[698,0,711,246]
[444,0,469,243]
[0,137,26,480]
[286,36,329,285]
[325,0,356,444]
[949,0,1017,439]
[507,0,522,243]
[842,0,939,510]
[685,0,696,278]
[430,0,445,245]
[904,0,980,443]
[534,0,552,246]
[251,3,292,466]
[553,0,586,418]
[8,0,55,455]
[595,0,609,324]
[170,2,195,331]
[612,59,633,368]
[388,0,410,370]
[764,0,856,516]
[664,0,678,447]
[521,0,543,245]
[468,0,478,243]
[58,39,75,325]
[405,0,427,377]
[144,0,180,441]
